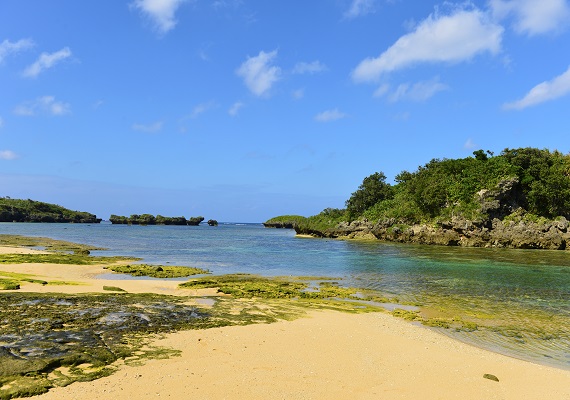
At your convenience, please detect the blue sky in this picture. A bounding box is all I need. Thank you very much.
[1,0,569,222]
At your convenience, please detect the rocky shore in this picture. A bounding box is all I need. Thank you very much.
[296,216,570,250]
[294,177,570,250]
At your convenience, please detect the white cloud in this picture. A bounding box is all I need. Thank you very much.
[13,96,71,116]
[131,0,188,34]
[292,88,305,99]
[352,6,503,82]
[228,101,244,116]
[22,47,72,78]
[376,78,449,102]
[464,138,477,149]
[314,108,348,122]
[132,121,163,133]
[373,83,390,97]
[490,0,570,36]
[236,50,281,96]
[293,60,327,74]
[503,65,570,110]
[0,150,18,160]
[189,101,215,118]
[344,0,376,19]
[0,38,34,63]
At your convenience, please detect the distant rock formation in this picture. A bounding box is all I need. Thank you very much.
[207,219,218,226]
[187,216,205,226]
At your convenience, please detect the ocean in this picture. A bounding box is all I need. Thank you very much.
[1,221,569,370]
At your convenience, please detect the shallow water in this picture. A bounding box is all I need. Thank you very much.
[1,222,569,369]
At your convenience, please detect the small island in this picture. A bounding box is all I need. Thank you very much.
[109,214,208,226]
[0,198,101,223]
[267,147,570,250]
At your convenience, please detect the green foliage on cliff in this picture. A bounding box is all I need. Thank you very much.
[295,147,570,230]
[295,208,347,234]
[0,198,100,223]
[346,172,394,220]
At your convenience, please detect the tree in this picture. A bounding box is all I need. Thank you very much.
[345,172,393,219]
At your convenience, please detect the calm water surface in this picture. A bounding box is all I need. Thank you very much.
[1,222,569,369]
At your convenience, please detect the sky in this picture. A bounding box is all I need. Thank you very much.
[1,0,570,222]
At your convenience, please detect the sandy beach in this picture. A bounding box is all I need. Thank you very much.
[2,246,569,400]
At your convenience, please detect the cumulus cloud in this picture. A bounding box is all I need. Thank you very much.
[490,0,570,35]
[0,150,18,160]
[13,96,71,116]
[344,0,376,19]
[503,65,570,110]
[131,0,188,34]
[375,78,449,102]
[228,101,244,116]
[352,5,503,82]
[293,60,327,74]
[132,121,163,133]
[236,50,281,96]
[0,38,34,63]
[22,47,72,78]
[314,108,348,122]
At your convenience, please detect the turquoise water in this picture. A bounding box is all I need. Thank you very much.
[1,222,569,369]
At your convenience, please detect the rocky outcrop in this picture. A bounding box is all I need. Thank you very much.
[187,216,205,226]
[294,178,570,250]
[296,216,570,250]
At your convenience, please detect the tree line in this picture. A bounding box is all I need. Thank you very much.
[285,147,570,232]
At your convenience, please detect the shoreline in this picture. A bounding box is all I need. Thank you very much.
[1,246,569,399]
[35,311,570,400]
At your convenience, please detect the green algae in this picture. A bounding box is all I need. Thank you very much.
[0,253,135,265]
[0,292,211,399]
[103,286,127,292]
[0,283,383,400]
[0,270,82,290]
[179,274,366,300]
[103,264,209,278]
[0,235,104,254]
[0,279,20,290]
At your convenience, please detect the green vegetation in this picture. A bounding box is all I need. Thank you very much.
[346,172,394,220]
[0,280,384,399]
[103,264,209,278]
[179,274,378,301]
[293,148,570,231]
[263,215,307,228]
[0,253,134,266]
[0,234,104,253]
[0,198,100,223]
[292,208,347,236]
[102,285,126,292]
[109,214,208,226]
[187,216,204,226]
